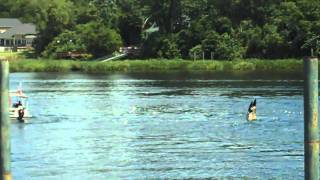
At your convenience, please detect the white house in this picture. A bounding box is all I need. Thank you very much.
[0,18,36,52]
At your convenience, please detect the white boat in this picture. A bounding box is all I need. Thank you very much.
[9,88,32,120]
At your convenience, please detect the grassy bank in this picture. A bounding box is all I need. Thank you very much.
[0,52,22,60]
[8,59,303,74]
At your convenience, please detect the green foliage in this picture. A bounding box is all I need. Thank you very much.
[261,24,286,58]
[3,0,320,59]
[238,21,264,58]
[215,17,233,34]
[186,61,223,71]
[9,59,303,75]
[42,30,85,58]
[76,22,122,58]
[157,37,181,59]
[9,59,75,72]
[231,61,256,71]
[141,32,162,58]
[32,0,76,54]
[91,0,120,28]
[201,31,219,58]
[118,0,143,46]
[43,22,122,58]
[189,45,203,60]
[219,33,245,60]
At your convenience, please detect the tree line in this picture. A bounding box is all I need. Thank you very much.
[1,0,319,60]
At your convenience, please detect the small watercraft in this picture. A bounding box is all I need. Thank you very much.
[247,99,256,121]
[9,87,32,122]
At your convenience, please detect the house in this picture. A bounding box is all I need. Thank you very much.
[0,18,36,52]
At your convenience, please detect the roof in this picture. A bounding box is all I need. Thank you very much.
[0,18,21,27]
[0,18,36,39]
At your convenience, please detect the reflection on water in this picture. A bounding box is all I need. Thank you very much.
[10,72,304,179]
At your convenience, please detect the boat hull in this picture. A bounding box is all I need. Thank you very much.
[9,108,32,119]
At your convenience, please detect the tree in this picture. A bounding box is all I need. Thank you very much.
[261,24,286,58]
[117,0,143,46]
[141,0,182,34]
[33,0,75,55]
[157,36,181,59]
[42,30,85,58]
[3,0,320,59]
[189,45,203,60]
[43,22,122,58]
[0,0,12,18]
[267,1,305,57]
[91,0,120,29]
[215,33,246,60]
[201,31,219,58]
[78,22,122,57]
[71,0,99,24]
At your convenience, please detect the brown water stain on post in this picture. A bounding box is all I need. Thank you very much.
[3,172,12,180]
[312,111,318,128]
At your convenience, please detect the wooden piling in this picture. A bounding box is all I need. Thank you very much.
[0,60,11,180]
[304,57,319,180]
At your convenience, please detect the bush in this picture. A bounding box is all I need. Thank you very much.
[78,22,122,58]
[215,33,246,60]
[157,37,181,59]
[189,45,203,60]
[142,33,181,59]
[42,30,86,58]
[231,61,256,71]
[201,31,220,59]
[43,22,122,59]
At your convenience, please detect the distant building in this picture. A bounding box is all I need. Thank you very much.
[0,18,37,52]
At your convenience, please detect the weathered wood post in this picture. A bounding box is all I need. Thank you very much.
[0,59,11,180]
[304,57,319,180]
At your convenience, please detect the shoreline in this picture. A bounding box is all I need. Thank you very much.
[7,59,303,75]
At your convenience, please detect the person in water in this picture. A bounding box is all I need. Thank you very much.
[247,99,257,121]
[15,101,25,121]
[17,105,25,121]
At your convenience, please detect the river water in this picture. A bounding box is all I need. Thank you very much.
[10,72,304,179]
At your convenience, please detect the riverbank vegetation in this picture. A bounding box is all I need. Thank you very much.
[9,59,303,74]
[1,0,319,60]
